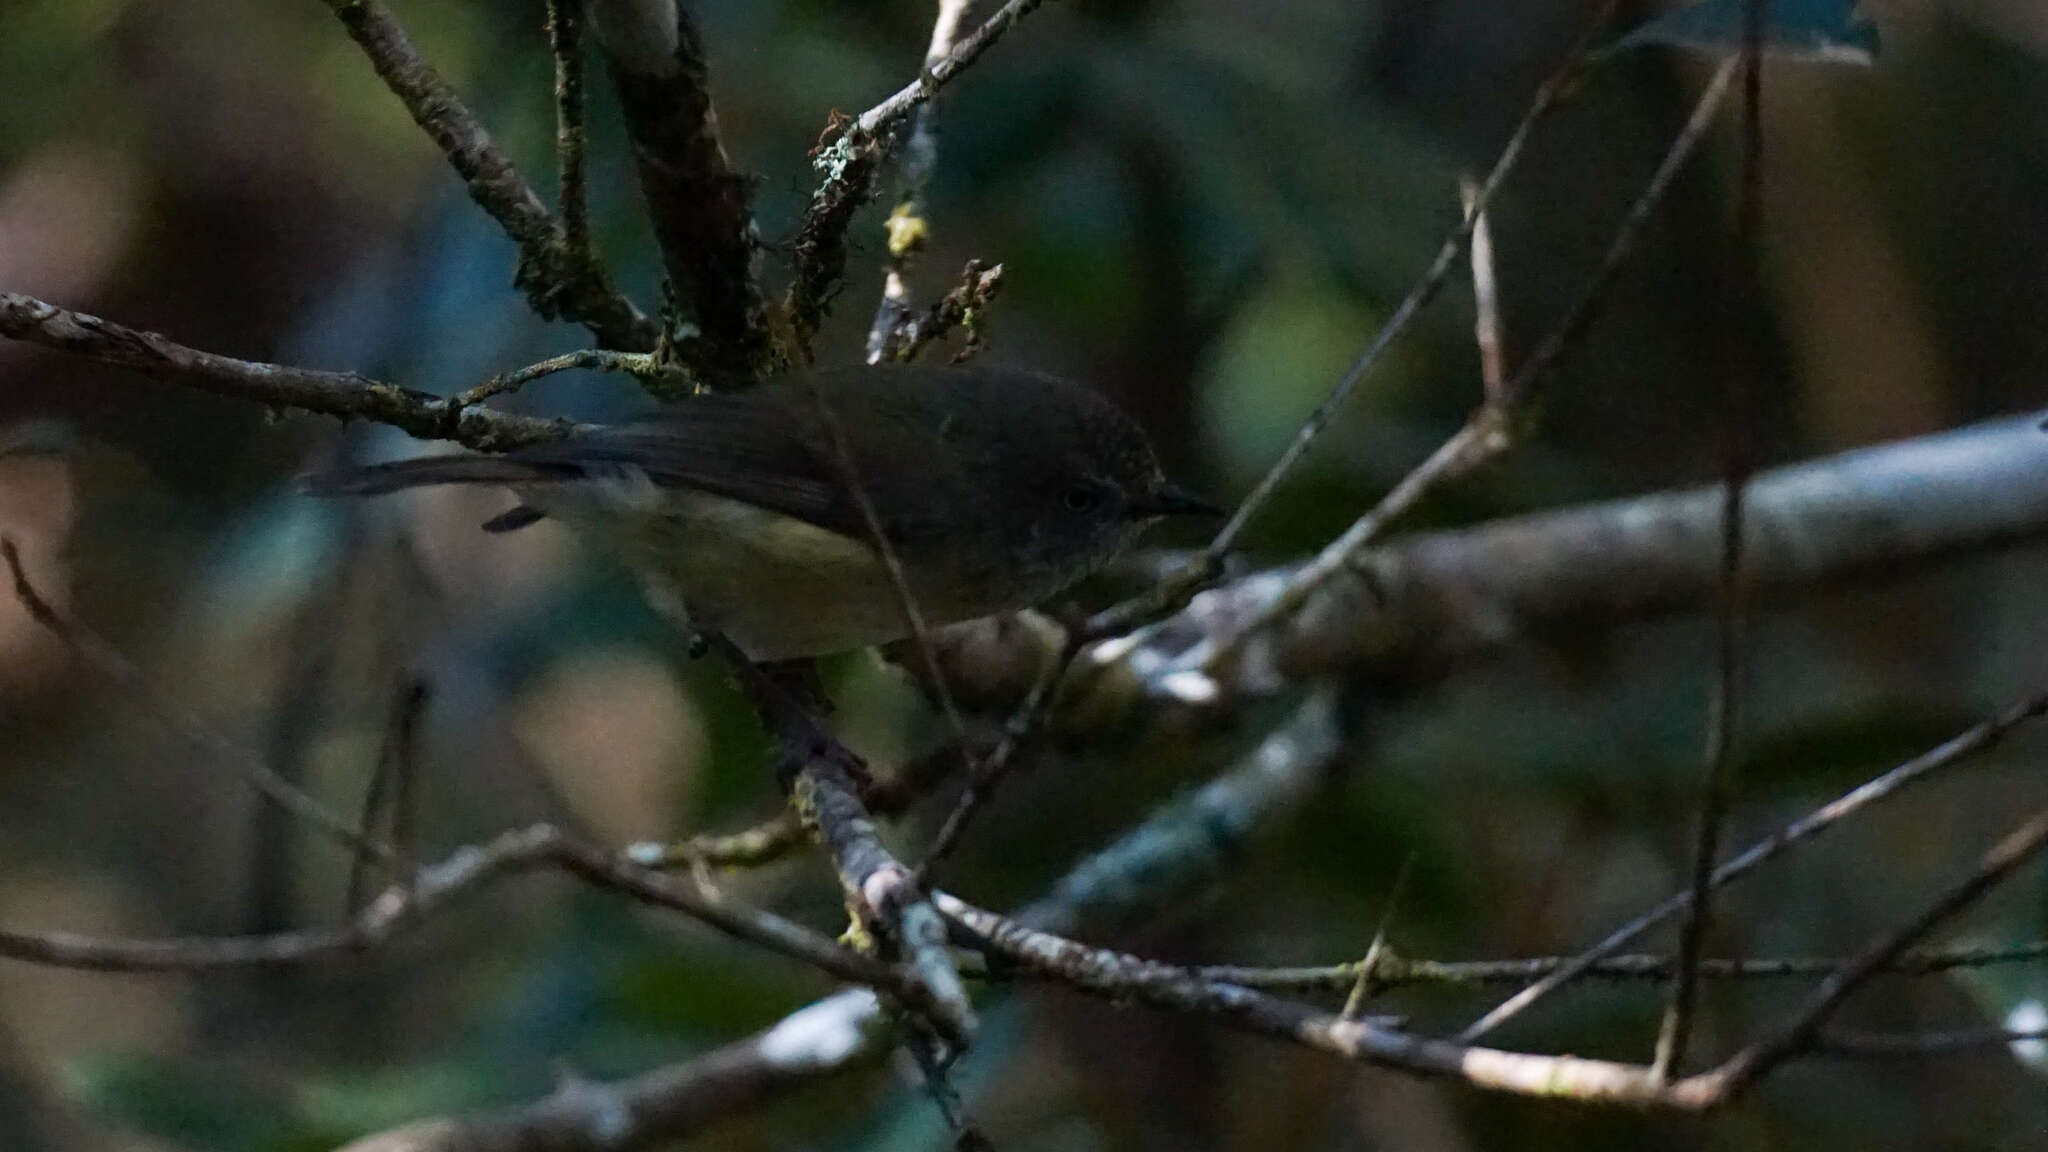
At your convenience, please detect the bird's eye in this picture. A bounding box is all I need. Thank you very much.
[1061,484,1104,514]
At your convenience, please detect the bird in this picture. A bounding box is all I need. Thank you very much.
[302,363,1217,661]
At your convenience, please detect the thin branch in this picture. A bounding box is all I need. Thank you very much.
[338,692,1344,1152]
[319,0,655,350]
[791,753,976,1046]
[1342,853,1415,1019]
[864,0,976,364]
[785,0,1048,354]
[1657,16,1767,1080]
[703,637,976,1046]
[586,0,771,385]
[1706,807,2048,1097]
[628,736,978,871]
[1819,1025,2048,1058]
[448,347,678,410]
[335,998,887,1152]
[938,892,1725,1109]
[1192,57,1740,686]
[1459,685,2048,1042]
[0,824,902,993]
[2,537,388,862]
[1459,177,1508,402]
[943,878,2048,1111]
[1187,941,2048,993]
[874,259,1005,365]
[1200,0,1625,561]
[348,676,431,911]
[1086,412,2048,712]
[0,293,568,452]
[795,374,978,854]
[546,0,591,260]
[914,628,1076,877]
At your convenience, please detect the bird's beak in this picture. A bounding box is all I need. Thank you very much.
[1134,482,1225,519]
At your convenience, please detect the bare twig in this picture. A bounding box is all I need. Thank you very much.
[1460,685,2048,1042]
[1707,808,2048,1097]
[864,0,977,364]
[1089,412,2048,710]
[587,0,771,385]
[1201,0,1626,561]
[875,259,1005,364]
[0,294,568,451]
[915,627,1078,876]
[1186,941,2048,993]
[335,997,887,1152]
[792,754,976,1046]
[0,824,902,992]
[348,676,431,910]
[2,537,387,862]
[702,636,975,1046]
[785,0,1048,353]
[1820,1025,2048,1058]
[1192,58,1740,686]
[1459,177,1508,401]
[939,892,1727,1109]
[546,0,590,259]
[319,0,655,350]
[339,692,1345,1152]
[796,374,979,840]
[448,347,677,411]
[1656,11,1767,1080]
[1341,853,1416,1018]
[629,737,979,871]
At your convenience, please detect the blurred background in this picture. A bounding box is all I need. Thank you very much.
[2,0,2047,1148]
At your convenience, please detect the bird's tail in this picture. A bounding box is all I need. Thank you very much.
[298,454,567,497]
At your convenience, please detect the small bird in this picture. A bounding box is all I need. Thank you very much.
[303,363,1217,660]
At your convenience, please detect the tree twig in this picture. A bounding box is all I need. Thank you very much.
[586,0,771,385]
[1656,17,1767,1080]
[1199,0,1626,562]
[348,676,431,911]
[1190,57,1740,688]
[0,293,568,451]
[1706,807,2048,1097]
[546,0,590,260]
[1459,686,2048,1042]
[1180,941,2048,993]
[0,824,902,992]
[938,892,1729,1109]
[337,690,1345,1151]
[2,537,387,862]
[319,0,655,350]
[784,0,1048,354]
[864,0,977,364]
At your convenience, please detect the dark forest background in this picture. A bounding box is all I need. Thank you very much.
[2,0,2048,1148]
